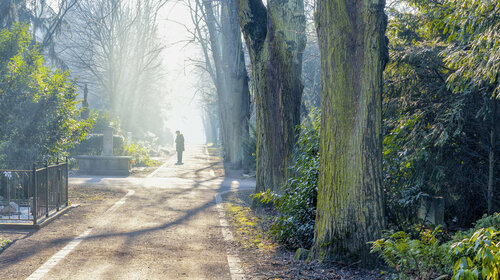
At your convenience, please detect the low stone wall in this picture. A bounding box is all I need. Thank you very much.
[76,155,131,176]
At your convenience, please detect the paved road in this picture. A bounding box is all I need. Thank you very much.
[0,145,255,279]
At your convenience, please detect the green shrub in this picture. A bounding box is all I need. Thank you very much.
[450,227,500,280]
[124,141,157,167]
[90,111,121,134]
[449,213,500,280]
[0,24,92,163]
[371,228,452,279]
[254,110,320,249]
[242,123,257,171]
[70,134,124,156]
[113,136,125,155]
[372,213,500,280]
[473,213,500,230]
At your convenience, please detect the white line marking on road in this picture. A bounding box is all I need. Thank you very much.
[210,169,215,177]
[26,189,135,280]
[146,160,173,178]
[216,193,244,280]
[25,229,92,280]
[147,160,170,178]
[215,180,256,280]
[106,189,135,213]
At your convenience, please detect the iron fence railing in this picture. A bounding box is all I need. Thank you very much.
[0,160,68,225]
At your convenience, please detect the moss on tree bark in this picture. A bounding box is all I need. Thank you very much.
[311,0,388,265]
[238,0,306,192]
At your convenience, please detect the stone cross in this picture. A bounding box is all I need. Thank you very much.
[81,84,89,120]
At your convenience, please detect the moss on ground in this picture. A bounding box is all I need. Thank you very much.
[223,191,278,253]
[0,237,11,252]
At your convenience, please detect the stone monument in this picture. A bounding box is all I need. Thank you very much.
[77,125,132,176]
[103,126,114,156]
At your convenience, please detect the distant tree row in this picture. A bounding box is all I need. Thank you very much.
[0,0,172,145]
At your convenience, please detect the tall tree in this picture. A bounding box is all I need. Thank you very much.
[220,0,251,169]
[238,0,306,192]
[311,0,387,263]
[189,0,250,169]
[301,0,321,114]
[0,0,78,68]
[185,0,220,146]
[59,0,168,138]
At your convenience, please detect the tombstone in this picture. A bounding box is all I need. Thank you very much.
[103,126,114,156]
[77,125,131,176]
[418,195,445,226]
[0,204,16,215]
[9,201,18,212]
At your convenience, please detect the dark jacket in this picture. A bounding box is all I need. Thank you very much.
[175,134,185,152]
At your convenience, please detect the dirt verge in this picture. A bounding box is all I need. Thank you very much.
[222,190,385,280]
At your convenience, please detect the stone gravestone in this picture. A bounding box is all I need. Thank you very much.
[103,126,114,156]
[77,125,131,176]
[418,195,445,226]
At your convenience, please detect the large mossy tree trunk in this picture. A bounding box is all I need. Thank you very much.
[311,0,388,264]
[238,0,306,192]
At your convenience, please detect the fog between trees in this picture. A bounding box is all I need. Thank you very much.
[1,0,499,270]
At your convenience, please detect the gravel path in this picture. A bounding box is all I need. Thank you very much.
[0,144,252,280]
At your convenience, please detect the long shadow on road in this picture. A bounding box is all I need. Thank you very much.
[0,176,254,269]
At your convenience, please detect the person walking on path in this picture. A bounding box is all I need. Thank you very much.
[175,130,185,165]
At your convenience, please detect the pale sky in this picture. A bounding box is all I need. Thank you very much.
[159,1,206,144]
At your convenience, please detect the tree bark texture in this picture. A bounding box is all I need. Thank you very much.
[203,0,250,169]
[488,98,496,213]
[221,0,251,169]
[312,0,387,264]
[238,0,306,192]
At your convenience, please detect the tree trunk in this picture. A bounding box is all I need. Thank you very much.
[203,0,231,161]
[311,0,387,264]
[202,0,250,169]
[488,98,496,213]
[238,0,306,192]
[221,0,251,169]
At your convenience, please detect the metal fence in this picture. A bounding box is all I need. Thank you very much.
[0,160,68,225]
